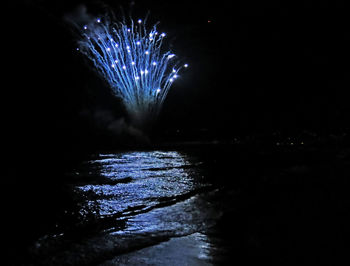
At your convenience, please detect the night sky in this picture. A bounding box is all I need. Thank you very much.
[3,0,350,154]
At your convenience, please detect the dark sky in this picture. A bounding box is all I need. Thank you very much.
[3,0,350,149]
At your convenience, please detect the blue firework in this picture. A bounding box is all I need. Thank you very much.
[76,16,188,126]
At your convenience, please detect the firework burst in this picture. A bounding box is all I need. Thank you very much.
[75,16,188,128]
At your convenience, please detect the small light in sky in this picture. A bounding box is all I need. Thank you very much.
[138,19,142,24]
[184,64,188,68]
[97,19,101,23]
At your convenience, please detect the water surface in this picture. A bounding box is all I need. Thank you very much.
[20,147,350,265]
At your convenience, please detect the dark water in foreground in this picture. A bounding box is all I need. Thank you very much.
[7,146,350,265]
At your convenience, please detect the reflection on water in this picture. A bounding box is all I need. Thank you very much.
[76,151,208,217]
[83,151,196,180]
[74,151,219,264]
[31,151,222,265]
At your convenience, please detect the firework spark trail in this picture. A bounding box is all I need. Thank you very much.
[76,17,188,126]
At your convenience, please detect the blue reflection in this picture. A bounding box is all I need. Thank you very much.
[88,151,192,180]
[77,151,203,216]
